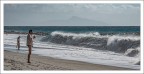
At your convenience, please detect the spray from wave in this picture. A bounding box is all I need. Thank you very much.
[40,31,140,57]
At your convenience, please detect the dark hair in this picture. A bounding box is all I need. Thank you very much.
[29,30,32,33]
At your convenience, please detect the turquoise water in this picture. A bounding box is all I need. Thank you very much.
[4,26,140,35]
[4,26,140,53]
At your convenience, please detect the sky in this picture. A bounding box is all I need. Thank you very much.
[4,4,140,26]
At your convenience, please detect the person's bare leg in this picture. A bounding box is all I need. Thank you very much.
[27,45,31,63]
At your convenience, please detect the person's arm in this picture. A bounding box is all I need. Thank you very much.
[27,34,31,45]
[30,36,33,45]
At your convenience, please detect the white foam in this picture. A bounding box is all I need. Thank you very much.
[107,35,140,46]
[124,47,140,57]
[51,31,100,38]
[4,34,140,70]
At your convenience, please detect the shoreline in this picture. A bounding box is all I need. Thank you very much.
[4,31,140,36]
[4,50,136,70]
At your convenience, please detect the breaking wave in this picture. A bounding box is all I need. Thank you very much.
[40,31,140,57]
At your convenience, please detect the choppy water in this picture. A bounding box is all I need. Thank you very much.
[4,26,140,69]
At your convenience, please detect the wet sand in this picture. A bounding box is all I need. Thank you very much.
[4,50,134,70]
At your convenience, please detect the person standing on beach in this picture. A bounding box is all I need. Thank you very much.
[17,36,20,50]
[27,30,33,63]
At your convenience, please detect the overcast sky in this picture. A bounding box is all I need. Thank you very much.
[4,4,140,26]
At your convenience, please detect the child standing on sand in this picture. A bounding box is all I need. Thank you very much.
[27,30,33,63]
[16,36,20,50]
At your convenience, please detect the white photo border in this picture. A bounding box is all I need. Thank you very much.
[1,1,143,74]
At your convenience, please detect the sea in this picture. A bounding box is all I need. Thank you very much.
[4,26,140,69]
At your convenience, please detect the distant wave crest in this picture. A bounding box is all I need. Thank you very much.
[40,31,140,57]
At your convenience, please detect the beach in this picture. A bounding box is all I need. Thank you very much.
[4,50,134,70]
[3,3,141,72]
[3,26,140,70]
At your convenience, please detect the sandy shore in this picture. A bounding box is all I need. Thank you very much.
[4,50,134,70]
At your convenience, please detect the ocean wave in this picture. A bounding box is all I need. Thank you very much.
[124,47,140,57]
[40,31,140,57]
[107,35,140,53]
[51,31,100,37]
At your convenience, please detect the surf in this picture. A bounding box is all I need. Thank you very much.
[40,31,140,57]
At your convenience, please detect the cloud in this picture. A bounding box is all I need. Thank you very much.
[5,4,140,14]
[4,4,140,26]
